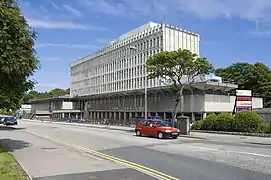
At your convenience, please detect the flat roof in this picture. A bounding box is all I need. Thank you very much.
[28,95,74,103]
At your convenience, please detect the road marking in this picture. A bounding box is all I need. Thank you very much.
[184,145,271,158]
[25,131,179,180]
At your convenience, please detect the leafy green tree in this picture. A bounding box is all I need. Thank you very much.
[0,0,39,110]
[215,62,271,107]
[22,88,70,103]
[146,49,214,122]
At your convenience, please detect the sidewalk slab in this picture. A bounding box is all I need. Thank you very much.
[0,130,127,179]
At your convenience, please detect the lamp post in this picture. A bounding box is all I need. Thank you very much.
[129,46,147,120]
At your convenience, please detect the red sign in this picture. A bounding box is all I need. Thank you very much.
[236,96,252,101]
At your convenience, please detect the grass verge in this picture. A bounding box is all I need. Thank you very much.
[0,146,28,180]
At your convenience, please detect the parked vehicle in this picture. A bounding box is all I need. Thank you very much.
[2,116,18,126]
[0,115,11,124]
[135,119,180,139]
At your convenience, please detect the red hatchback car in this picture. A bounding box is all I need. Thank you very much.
[135,119,180,139]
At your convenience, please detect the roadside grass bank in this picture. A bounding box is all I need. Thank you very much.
[0,146,28,180]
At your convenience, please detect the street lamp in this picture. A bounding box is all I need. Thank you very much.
[129,46,147,120]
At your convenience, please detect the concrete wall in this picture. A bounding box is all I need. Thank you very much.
[31,101,50,111]
[87,92,263,113]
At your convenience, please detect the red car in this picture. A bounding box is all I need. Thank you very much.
[135,119,180,139]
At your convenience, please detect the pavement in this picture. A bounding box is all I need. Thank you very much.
[0,120,271,180]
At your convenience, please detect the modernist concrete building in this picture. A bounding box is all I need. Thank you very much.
[39,21,261,123]
[28,95,85,120]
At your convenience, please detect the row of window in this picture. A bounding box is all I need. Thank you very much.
[78,25,163,64]
[71,77,160,96]
[71,35,163,78]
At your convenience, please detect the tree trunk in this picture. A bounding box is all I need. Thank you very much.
[172,88,183,127]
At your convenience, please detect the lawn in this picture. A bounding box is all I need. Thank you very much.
[0,146,28,180]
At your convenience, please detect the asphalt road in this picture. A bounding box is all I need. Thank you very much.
[1,120,271,180]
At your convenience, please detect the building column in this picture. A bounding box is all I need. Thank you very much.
[163,112,166,120]
[129,112,133,120]
[89,111,92,119]
[84,101,88,119]
[203,113,207,120]
[191,112,195,122]
[113,112,117,121]
[93,112,96,120]
[101,112,104,120]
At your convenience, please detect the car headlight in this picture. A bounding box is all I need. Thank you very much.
[177,129,180,132]
[165,130,172,133]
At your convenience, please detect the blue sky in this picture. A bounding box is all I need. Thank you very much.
[20,0,271,92]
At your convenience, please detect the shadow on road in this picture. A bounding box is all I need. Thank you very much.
[0,139,31,152]
[0,125,25,131]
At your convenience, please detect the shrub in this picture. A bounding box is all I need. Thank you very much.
[191,120,203,130]
[232,111,263,132]
[202,114,217,130]
[215,112,234,131]
[258,122,271,134]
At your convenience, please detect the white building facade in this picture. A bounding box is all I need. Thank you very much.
[69,22,262,122]
[70,22,200,97]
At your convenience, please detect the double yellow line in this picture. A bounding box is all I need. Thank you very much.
[26,131,179,180]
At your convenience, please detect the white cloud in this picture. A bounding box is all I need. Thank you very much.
[40,57,65,61]
[27,18,106,30]
[36,43,100,49]
[76,0,165,17]
[62,4,82,17]
[51,2,60,10]
[35,83,58,88]
[173,0,271,22]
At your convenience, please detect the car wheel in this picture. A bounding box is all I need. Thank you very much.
[157,132,164,139]
[136,130,141,136]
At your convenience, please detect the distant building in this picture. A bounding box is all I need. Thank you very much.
[27,95,84,120]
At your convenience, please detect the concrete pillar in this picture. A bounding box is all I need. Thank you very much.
[62,113,64,118]
[68,113,71,118]
[129,112,132,120]
[84,101,88,118]
[163,112,166,120]
[89,112,92,119]
[104,112,107,119]
[113,112,117,121]
[191,112,195,123]
[101,112,104,120]
[203,113,207,120]
[93,112,96,120]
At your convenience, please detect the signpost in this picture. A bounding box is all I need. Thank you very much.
[235,90,252,112]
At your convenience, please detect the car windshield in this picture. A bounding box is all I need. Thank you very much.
[6,117,16,120]
[156,121,171,127]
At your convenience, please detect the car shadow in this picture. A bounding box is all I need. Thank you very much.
[0,125,25,131]
[132,134,175,140]
[0,138,32,152]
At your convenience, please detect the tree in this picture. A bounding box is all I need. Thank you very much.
[215,62,271,107]
[146,49,214,123]
[0,0,39,110]
[22,88,70,103]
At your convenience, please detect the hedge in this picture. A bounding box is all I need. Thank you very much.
[191,111,270,133]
